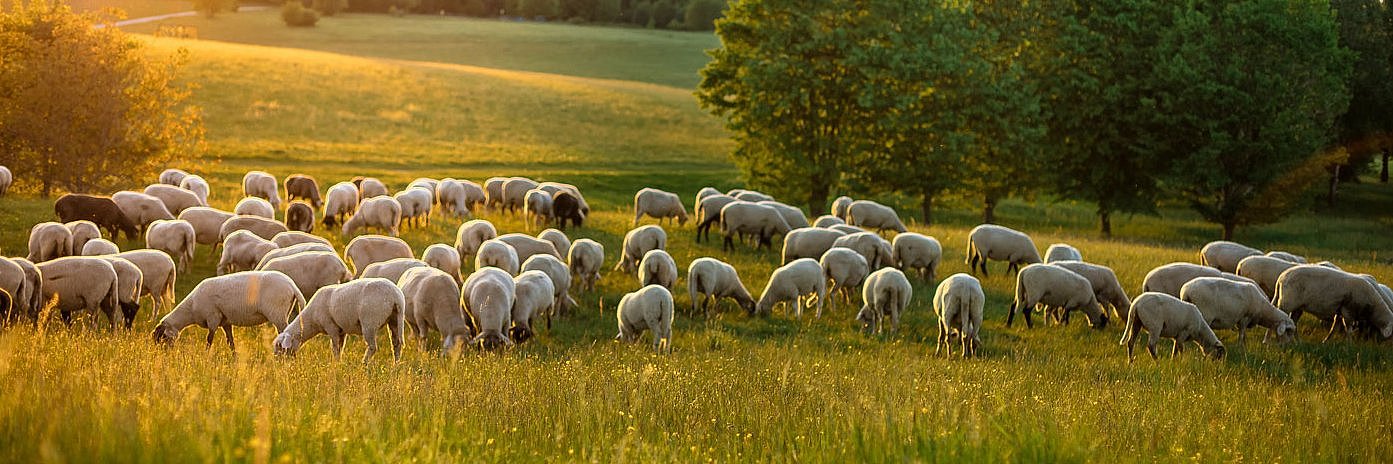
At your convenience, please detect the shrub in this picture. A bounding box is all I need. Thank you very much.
[518,0,558,19]
[282,1,320,26]
[683,0,722,31]
[651,0,675,29]
[561,0,597,21]
[631,0,651,27]
[312,0,348,16]
[593,0,620,23]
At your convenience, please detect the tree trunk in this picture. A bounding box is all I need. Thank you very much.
[807,177,829,217]
[1099,210,1112,238]
[1327,164,1340,207]
[1222,222,1235,241]
[920,188,934,226]
[982,195,997,224]
[1381,148,1389,183]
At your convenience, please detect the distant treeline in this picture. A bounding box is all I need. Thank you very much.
[339,0,726,30]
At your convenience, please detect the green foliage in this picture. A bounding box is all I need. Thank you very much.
[630,0,651,26]
[650,0,676,28]
[593,0,621,22]
[682,0,722,31]
[282,1,320,25]
[560,0,597,20]
[517,0,559,18]
[1332,0,1393,178]
[312,0,348,16]
[461,0,491,16]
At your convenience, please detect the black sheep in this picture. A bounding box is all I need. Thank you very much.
[54,194,140,240]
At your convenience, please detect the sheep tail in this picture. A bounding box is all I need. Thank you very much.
[163,267,177,307]
[1119,303,1139,345]
[103,278,120,319]
[289,291,306,320]
[965,237,979,266]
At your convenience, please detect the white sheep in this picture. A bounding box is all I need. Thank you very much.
[112,250,177,320]
[845,200,906,234]
[0,258,34,321]
[719,202,792,251]
[495,233,562,263]
[1008,264,1107,329]
[813,215,845,228]
[178,175,210,205]
[356,177,389,200]
[273,278,406,362]
[322,182,359,227]
[633,187,689,226]
[502,177,540,214]
[394,187,434,228]
[421,244,462,285]
[1044,243,1083,263]
[271,231,332,249]
[27,222,73,262]
[638,249,678,291]
[615,284,675,353]
[1120,292,1226,361]
[891,232,941,281]
[522,254,576,318]
[965,224,1041,277]
[509,270,555,343]
[434,179,472,218]
[484,177,509,211]
[112,191,174,232]
[755,258,826,318]
[1265,251,1307,264]
[568,239,604,292]
[462,267,516,350]
[457,179,487,211]
[856,267,911,334]
[159,168,188,186]
[255,242,336,269]
[1235,255,1297,297]
[538,182,588,214]
[342,196,402,236]
[934,273,984,357]
[145,219,196,273]
[820,247,869,308]
[1273,265,1393,341]
[1141,262,1256,298]
[687,257,755,317]
[780,227,847,264]
[11,258,43,318]
[454,219,498,267]
[0,166,9,196]
[361,258,429,284]
[408,178,439,201]
[1179,277,1296,345]
[242,171,281,210]
[523,188,554,230]
[35,257,121,329]
[217,230,278,275]
[831,232,893,270]
[143,184,203,215]
[614,225,667,272]
[1051,260,1132,320]
[234,197,275,219]
[344,235,413,278]
[695,187,722,205]
[397,266,471,355]
[734,190,773,203]
[756,201,810,229]
[831,196,854,220]
[1199,240,1261,273]
[260,251,353,303]
[218,215,288,244]
[178,207,235,247]
[828,224,867,235]
[694,194,738,243]
[81,238,120,256]
[65,220,101,254]
[96,256,144,326]
[537,228,571,262]
[475,239,520,275]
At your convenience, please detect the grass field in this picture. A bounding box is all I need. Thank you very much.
[0,12,1392,462]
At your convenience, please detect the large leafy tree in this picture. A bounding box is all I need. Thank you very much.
[1330,0,1393,186]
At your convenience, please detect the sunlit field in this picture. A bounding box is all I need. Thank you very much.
[0,11,1391,462]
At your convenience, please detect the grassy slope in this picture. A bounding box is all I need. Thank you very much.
[0,18,1391,462]
[67,0,190,19]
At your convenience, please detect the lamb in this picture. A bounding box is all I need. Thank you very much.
[36,257,120,329]
[421,244,462,285]
[1050,260,1132,320]
[321,182,359,227]
[1265,251,1307,264]
[1179,277,1296,345]
[475,239,521,275]
[342,196,402,236]
[495,233,563,263]
[354,177,389,200]
[633,188,689,226]
[454,220,498,267]
[159,168,188,186]
[1140,262,1256,298]
[272,278,406,362]
[694,194,738,243]
[344,235,413,278]
[394,188,433,228]
[687,257,756,317]
[235,197,276,219]
[813,215,845,228]
[820,247,869,308]
[112,191,175,232]
[27,222,73,262]
[965,224,1042,277]
[178,206,234,246]
[891,232,942,281]
[831,196,854,220]
[537,229,571,262]
[755,258,826,318]
[615,284,675,353]
[502,177,540,214]
[934,273,985,357]
[143,184,203,214]
[218,215,288,245]
[81,238,120,256]
[255,242,336,269]
[54,194,141,240]
[271,231,331,249]
[217,230,278,275]
[1273,265,1393,341]
[1235,255,1298,296]
[284,202,315,233]
[509,270,556,343]
[638,249,679,291]
[434,179,472,218]
[781,228,847,264]
[1199,240,1261,273]
[845,200,906,234]
[462,267,516,350]
[831,232,893,270]
[568,239,604,292]
[397,267,472,354]
[1120,292,1226,361]
[615,225,667,272]
[361,258,429,284]
[719,202,792,251]
[551,190,586,229]
[242,170,281,210]
[178,175,210,205]
[856,267,912,334]
[0,166,9,196]
[112,250,178,320]
[1008,264,1107,329]
[524,188,554,230]
[96,256,144,326]
[260,251,353,303]
[1044,243,1083,263]
[145,219,196,272]
[284,174,322,208]
[65,220,101,254]
[757,201,810,229]
[522,254,576,318]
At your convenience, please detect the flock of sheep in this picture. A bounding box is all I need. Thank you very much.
[2,167,1391,362]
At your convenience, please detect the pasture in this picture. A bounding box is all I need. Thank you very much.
[0,10,1391,462]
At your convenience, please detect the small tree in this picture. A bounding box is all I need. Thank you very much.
[283,1,320,26]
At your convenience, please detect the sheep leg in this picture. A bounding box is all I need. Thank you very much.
[1322,317,1341,343]
[1172,338,1185,357]
[362,330,379,363]
[1147,324,1161,360]
[205,327,217,347]
[328,330,345,360]
[222,324,235,352]
[935,321,946,356]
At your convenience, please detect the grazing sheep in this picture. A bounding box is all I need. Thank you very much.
[394,188,433,228]
[757,201,810,229]
[434,179,472,218]
[81,238,120,256]
[144,184,203,215]
[1235,255,1297,297]
[342,196,402,237]
[12,259,43,318]
[755,258,826,318]
[551,190,586,229]
[65,220,101,255]
[27,222,73,262]
[362,258,429,284]
[273,278,406,362]
[217,215,289,249]
[509,270,556,343]
[322,182,359,227]
[1180,277,1296,345]
[720,202,792,251]
[234,197,276,219]
[687,257,755,317]
[495,233,562,264]
[813,215,845,228]
[1140,262,1255,298]
[397,267,472,354]
[242,171,281,210]
[421,244,462,284]
[272,231,331,249]
[260,251,353,303]
[934,273,985,357]
[1044,243,1083,263]
[821,247,869,308]
[831,196,854,220]
[965,224,1042,277]
[891,232,942,281]
[828,224,867,235]
[484,177,509,211]
[475,239,521,275]
[36,257,120,329]
[734,190,773,203]
[217,230,278,275]
[856,267,912,334]
[112,191,175,232]
[695,187,722,205]
[1051,261,1132,320]
[462,267,516,350]
[846,200,906,234]
[457,179,487,212]
[522,254,575,318]
[502,177,540,214]
[537,182,587,214]
[96,256,144,326]
[1121,292,1226,361]
[159,168,188,186]
[694,194,738,243]
[178,207,234,247]
[1265,251,1307,264]
[615,284,675,353]
[145,219,196,272]
[55,194,141,240]
[615,225,667,272]
[285,201,315,233]
[408,178,439,201]
[1199,240,1261,273]
[112,250,177,321]
[284,174,322,208]
[255,242,336,269]
[0,166,9,196]
[524,188,554,230]
[0,259,32,321]
[634,188,689,226]
[638,249,679,291]
[454,220,498,267]
[831,232,893,270]
[1008,264,1107,329]
[1273,265,1393,341]
[356,177,389,200]
[568,239,604,292]
[782,227,848,264]
[344,235,413,278]
[178,175,210,205]
[537,229,571,261]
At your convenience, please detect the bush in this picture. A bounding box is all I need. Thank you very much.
[312,0,348,16]
[560,0,596,21]
[651,0,675,29]
[518,0,558,19]
[593,0,620,23]
[631,0,651,27]
[282,1,320,26]
[683,0,722,30]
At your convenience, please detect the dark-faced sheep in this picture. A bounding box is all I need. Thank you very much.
[55,194,140,240]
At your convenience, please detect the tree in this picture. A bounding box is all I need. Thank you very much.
[1330,0,1393,187]
[683,0,723,31]
[1156,0,1352,239]
[651,0,676,28]
[0,3,204,197]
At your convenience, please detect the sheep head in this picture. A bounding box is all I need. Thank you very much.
[151,323,179,345]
